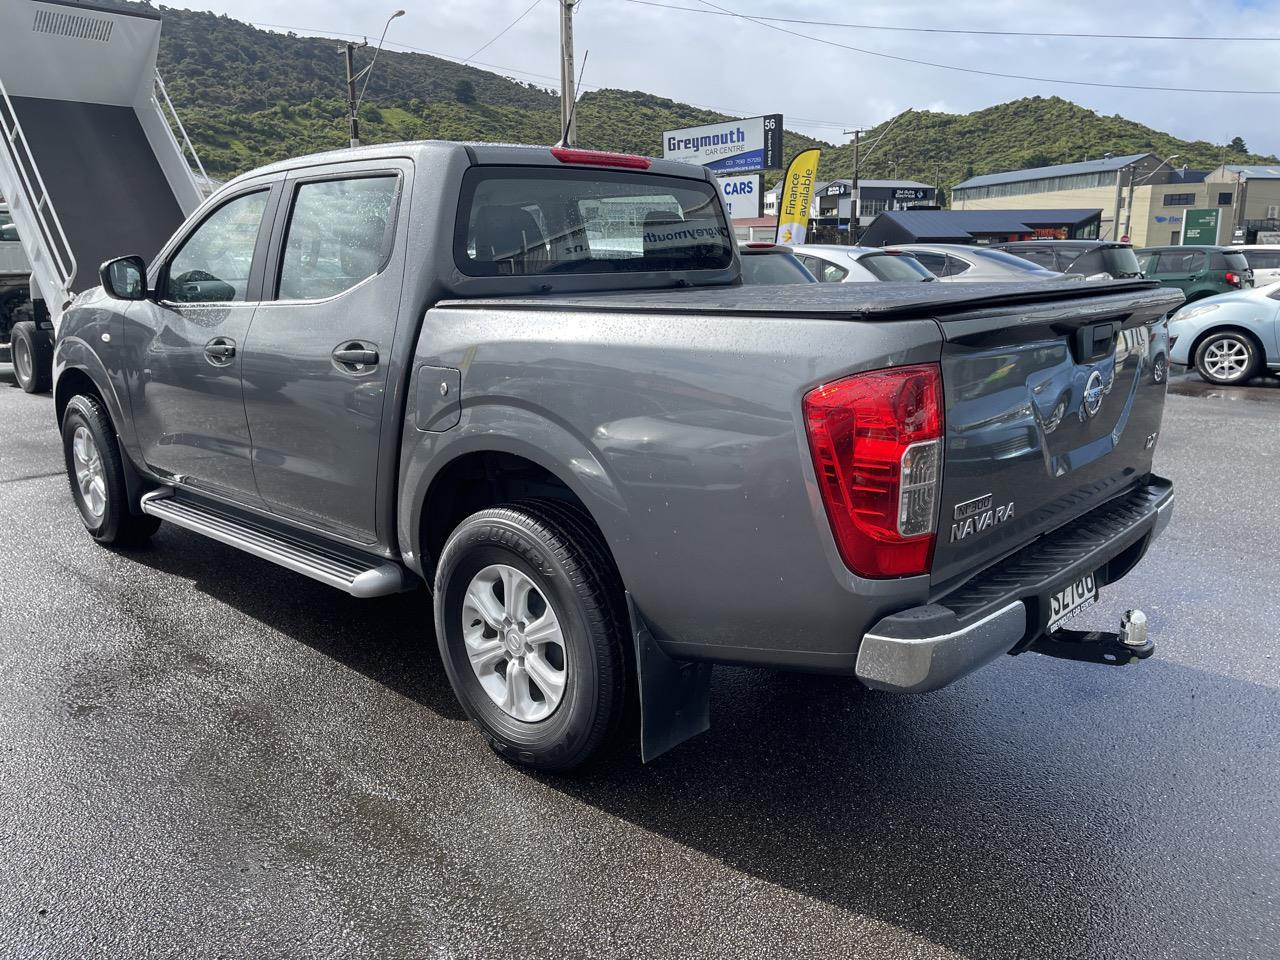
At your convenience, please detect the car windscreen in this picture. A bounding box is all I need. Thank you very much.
[455,167,734,277]
[857,252,933,281]
[739,252,816,285]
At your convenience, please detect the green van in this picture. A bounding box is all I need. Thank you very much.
[1136,245,1254,305]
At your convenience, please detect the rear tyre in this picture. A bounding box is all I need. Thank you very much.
[1194,331,1259,385]
[11,320,52,394]
[433,500,627,771]
[61,394,161,546]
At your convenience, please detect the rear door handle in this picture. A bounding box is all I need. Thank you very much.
[204,337,236,364]
[332,342,379,368]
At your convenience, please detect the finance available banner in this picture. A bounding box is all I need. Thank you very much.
[775,149,821,245]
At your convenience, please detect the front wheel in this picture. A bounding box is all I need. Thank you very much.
[61,394,161,545]
[1194,332,1259,385]
[433,500,628,771]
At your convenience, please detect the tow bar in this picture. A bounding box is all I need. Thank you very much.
[1029,609,1154,666]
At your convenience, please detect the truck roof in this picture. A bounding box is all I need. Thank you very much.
[222,140,711,190]
[441,278,1179,320]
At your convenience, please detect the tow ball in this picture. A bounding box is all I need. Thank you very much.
[1029,609,1154,666]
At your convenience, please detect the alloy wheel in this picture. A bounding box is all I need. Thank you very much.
[1203,337,1250,382]
[71,426,107,519]
[462,563,569,722]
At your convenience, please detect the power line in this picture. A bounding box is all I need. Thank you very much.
[623,0,1280,42]
[685,0,1280,95]
[247,19,864,131]
[463,0,542,64]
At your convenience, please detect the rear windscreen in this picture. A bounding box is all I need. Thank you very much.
[455,167,734,277]
[739,252,815,285]
[858,252,933,281]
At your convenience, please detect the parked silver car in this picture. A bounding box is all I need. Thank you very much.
[885,244,1072,282]
[789,244,935,282]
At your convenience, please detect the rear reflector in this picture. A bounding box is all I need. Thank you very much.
[550,147,652,169]
[803,364,944,578]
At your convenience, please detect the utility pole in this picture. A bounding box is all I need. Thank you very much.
[559,0,579,146]
[843,128,864,243]
[345,40,367,148]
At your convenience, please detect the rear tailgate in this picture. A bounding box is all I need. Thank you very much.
[931,282,1183,591]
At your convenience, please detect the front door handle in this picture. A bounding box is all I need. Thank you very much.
[204,337,236,364]
[332,342,379,368]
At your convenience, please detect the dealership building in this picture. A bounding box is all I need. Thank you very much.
[951,154,1280,246]
[763,178,937,234]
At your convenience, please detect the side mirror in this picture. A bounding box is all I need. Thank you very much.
[100,255,148,301]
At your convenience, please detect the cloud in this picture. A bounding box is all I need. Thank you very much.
[194,0,1280,157]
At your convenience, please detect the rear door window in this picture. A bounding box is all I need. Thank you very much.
[798,255,849,282]
[456,167,733,276]
[1154,250,1205,274]
[277,175,399,300]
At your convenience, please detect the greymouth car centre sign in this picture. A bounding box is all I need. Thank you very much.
[662,115,783,173]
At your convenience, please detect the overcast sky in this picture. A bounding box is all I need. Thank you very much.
[199,0,1280,159]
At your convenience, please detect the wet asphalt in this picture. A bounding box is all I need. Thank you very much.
[0,365,1276,960]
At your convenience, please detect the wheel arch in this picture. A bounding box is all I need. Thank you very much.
[404,423,630,589]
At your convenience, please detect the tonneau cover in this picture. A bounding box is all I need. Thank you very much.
[440,278,1177,320]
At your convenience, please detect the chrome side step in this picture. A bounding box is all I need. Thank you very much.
[140,490,408,598]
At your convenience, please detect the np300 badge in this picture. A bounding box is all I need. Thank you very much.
[950,493,1015,543]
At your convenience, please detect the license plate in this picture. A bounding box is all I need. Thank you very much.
[1047,573,1097,632]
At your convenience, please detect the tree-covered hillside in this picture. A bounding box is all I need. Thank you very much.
[94,2,1280,188]
[815,97,1278,192]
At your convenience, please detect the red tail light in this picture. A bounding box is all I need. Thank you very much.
[1226,271,1241,287]
[550,147,651,169]
[803,364,944,578]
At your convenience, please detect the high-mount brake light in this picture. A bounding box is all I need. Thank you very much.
[803,364,944,578]
[550,147,652,169]
[745,242,777,248]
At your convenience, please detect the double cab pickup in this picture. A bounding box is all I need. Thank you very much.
[53,142,1178,769]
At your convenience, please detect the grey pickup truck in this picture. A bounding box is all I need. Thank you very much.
[53,142,1179,770]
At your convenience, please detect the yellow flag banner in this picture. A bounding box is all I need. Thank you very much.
[775,148,821,245]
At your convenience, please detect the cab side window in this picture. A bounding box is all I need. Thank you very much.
[164,190,269,303]
[277,176,399,300]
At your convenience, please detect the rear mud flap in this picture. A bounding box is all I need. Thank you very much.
[627,592,712,763]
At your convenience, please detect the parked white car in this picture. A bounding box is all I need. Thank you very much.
[885,243,1073,282]
[1234,245,1280,287]
[789,244,935,283]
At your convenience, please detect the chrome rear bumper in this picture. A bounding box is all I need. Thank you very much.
[856,481,1174,694]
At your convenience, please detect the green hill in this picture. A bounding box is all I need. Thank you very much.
[98,2,1278,190]
[814,97,1278,196]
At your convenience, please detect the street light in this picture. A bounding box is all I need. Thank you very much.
[1123,154,1180,243]
[345,9,406,148]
